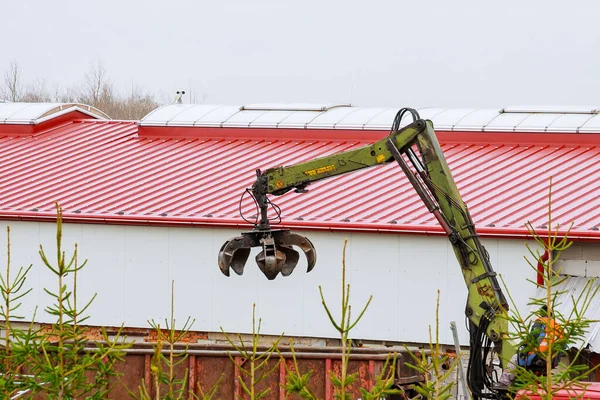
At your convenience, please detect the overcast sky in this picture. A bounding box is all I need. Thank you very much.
[2,0,599,109]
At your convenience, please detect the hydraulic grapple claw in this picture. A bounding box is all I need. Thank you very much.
[217,229,317,279]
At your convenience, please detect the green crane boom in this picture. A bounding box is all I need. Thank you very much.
[217,108,515,399]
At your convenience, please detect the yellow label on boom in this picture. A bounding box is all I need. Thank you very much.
[304,164,335,176]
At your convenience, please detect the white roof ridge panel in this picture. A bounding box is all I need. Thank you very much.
[165,104,196,125]
[428,108,479,130]
[484,111,532,131]
[547,113,596,133]
[306,106,365,129]
[248,110,296,128]
[0,102,109,124]
[452,109,502,131]
[416,108,449,119]
[578,114,600,132]
[191,105,233,126]
[222,109,268,128]
[277,109,327,129]
[191,105,244,127]
[165,104,223,126]
[330,107,363,128]
[362,108,406,130]
[513,112,562,132]
[362,108,394,127]
[137,104,600,133]
[139,103,195,126]
[334,107,390,130]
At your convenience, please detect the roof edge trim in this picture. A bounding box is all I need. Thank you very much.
[1,212,599,241]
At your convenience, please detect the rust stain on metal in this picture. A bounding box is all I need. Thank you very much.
[196,356,235,399]
[279,360,286,400]
[37,323,210,343]
[368,360,375,390]
[108,354,145,399]
[234,356,242,399]
[144,354,151,396]
[51,342,425,398]
[325,359,366,398]
[145,328,208,343]
[358,362,370,391]
[325,358,332,400]
[287,358,326,400]
[477,283,493,297]
[188,355,196,400]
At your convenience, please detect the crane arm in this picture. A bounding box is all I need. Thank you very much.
[218,108,515,399]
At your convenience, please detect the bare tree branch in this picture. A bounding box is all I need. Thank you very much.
[3,60,21,101]
[21,78,52,102]
[81,59,110,105]
[0,59,198,120]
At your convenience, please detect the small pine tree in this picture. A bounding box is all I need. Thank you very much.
[26,202,130,399]
[403,290,458,400]
[0,226,36,398]
[500,178,600,399]
[128,280,200,400]
[280,239,401,400]
[221,303,283,400]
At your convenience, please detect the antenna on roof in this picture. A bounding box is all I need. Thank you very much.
[174,91,186,104]
[348,74,357,106]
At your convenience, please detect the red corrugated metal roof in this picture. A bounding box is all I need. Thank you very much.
[1,118,599,240]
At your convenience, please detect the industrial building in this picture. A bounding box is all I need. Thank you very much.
[0,101,599,351]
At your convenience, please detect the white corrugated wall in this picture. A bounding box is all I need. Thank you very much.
[1,220,539,346]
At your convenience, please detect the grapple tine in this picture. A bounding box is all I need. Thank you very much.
[256,236,286,280]
[276,231,317,273]
[218,236,251,277]
[218,240,233,276]
[230,247,251,275]
[277,245,300,276]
